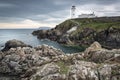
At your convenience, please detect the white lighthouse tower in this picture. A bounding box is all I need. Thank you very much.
[71,6,76,18]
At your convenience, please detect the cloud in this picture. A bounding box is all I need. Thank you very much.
[0,3,16,7]
[0,19,56,29]
[0,0,120,28]
[53,0,73,5]
[75,3,120,17]
[27,9,70,26]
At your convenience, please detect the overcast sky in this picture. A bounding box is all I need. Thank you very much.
[0,0,120,28]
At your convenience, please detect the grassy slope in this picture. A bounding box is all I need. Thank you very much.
[72,22,120,36]
[56,17,120,36]
[55,20,77,33]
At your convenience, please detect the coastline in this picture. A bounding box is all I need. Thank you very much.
[0,29,83,53]
[32,16,120,49]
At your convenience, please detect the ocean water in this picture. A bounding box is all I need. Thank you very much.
[0,29,84,53]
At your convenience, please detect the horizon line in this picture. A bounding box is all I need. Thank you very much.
[0,27,53,29]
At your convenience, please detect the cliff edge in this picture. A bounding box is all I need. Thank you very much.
[32,16,120,49]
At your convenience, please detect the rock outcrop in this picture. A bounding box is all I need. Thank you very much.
[95,27,120,49]
[2,39,32,51]
[0,40,120,80]
[68,61,98,80]
[32,17,120,49]
[84,42,120,63]
[30,63,66,80]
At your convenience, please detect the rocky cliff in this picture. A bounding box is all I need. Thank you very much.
[32,16,120,49]
[0,40,120,80]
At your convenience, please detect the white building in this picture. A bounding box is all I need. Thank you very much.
[78,12,96,18]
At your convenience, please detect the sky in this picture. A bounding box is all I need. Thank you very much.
[0,0,120,29]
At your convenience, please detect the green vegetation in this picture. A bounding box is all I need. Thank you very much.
[72,18,120,36]
[56,17,120,36]
[35,75,42,80]
[111,65,120,76]
[56,20,77,33]
[56,61,69,74]
[111,69,120,77]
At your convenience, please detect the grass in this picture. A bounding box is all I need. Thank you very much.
[56,20,76,33]
[54,17,120,47]
[56,61,69,74]
[35,75,42,80]
[111,64,120,76]
[81,22,120,31]
[68,18,120,36]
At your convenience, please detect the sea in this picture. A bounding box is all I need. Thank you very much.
[0,29,84,53]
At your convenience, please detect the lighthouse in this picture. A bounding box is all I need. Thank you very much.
[71,6,76,18]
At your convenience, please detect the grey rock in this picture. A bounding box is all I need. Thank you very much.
[0,40,120,80]
[30,63,66,80]
[84,42,120,63]
[68,61,98,80]
[2,39,32,51]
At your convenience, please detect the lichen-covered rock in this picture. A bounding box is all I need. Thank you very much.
[95,27,120,49]
[0,41,64,80]
[30,63,66,80]
[68,61,98,80]
[84,42,120,63]
[0,51,4,60]
[34,45,63,58]
[0,40,120,80]
[0,76,20,80]
[87,49,115,63]
[98,64,120,80]
[32,17,120,49]
[98,64,112,80]
[84,41,102,55]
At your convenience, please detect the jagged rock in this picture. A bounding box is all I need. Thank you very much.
[98,64,120,80]
[32,17,120,49]
[84,42,120,63]
[0,62,11,73]
[68,61,98,80]
[84,41,102,58]
[84,41,102,54]
[0,51,4,60]
[34,45,64,58]
[88,49,120,63]
[0,77,20,80]
[98,64,112,80]
[0,40,64,80]
[58,34,72,44]
[95,27,120,49]
[2,39,32,51]
[30,63,66,80]
[113,55,120,63]
[68,61,120,80]
[0,40,120,80]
